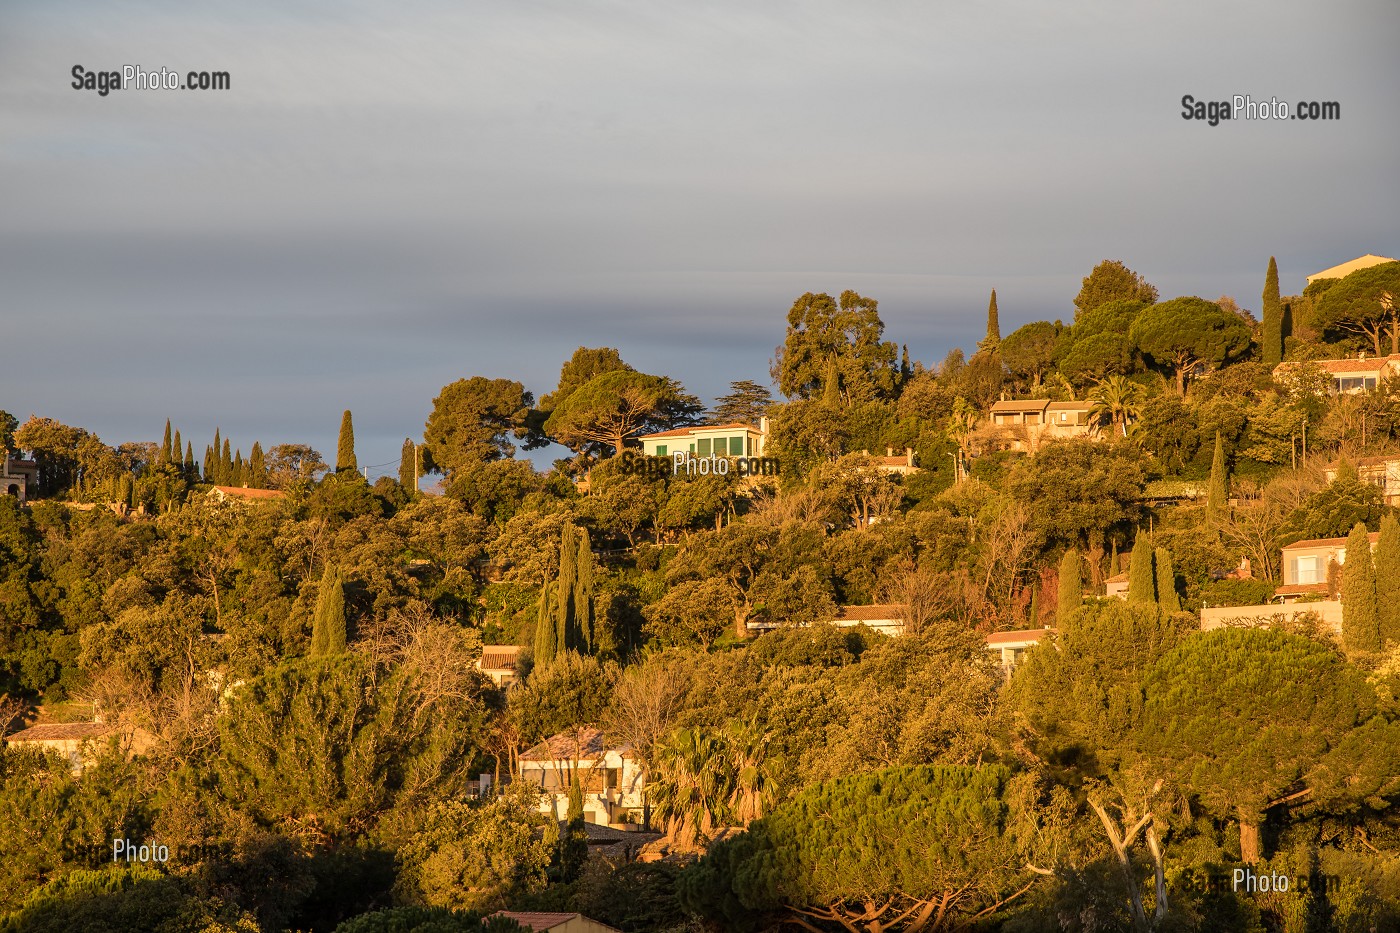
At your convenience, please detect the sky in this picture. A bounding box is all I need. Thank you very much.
[2,0,1397,477]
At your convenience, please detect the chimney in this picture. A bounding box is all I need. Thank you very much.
[886,447,894,457]
[905,447,914,466]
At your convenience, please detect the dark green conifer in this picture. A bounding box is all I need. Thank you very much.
[221,439,233,486]
[172,430,183,467]
[1057,549,1082,625]
[337,410,357,474]
[978,289,1001,352]
[233,450,244,487]
[185,442,195,479]
[1207,432,1228,523]
[555,524,577,655]
[203,445,214,483]
[1154,547,1180,612]
[1377,515,1400,649]
[1261,256,1283,368]
[311,564,346,656]
[399,438,417,491]
[248,442,266,489]
[1128,534,1156,604]
[575,528,595,652]
[534,575,556,668]
[161,419,172,465]
[1342,522,1379,654]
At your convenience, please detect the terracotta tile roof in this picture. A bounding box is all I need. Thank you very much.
[520,726,632,762]
[989,399,1049,413]
[1275,355,1400,375]
[1274,583,1331,597]
[1046,400,1093,410]
[480,645,521,670]
[5,722,114,742]
[1105,572,1129,584]
[491,913,622,932]
[639,422,760,440]
[1282,532,1378,551]
[986,628,1050,645]
[209,485,285,500]
[833,604,905,622]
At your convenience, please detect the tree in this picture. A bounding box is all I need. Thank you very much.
[1127,534,1155,604]
[221,438,233,485]
[1153,547,1180,612]
[574,528,595,654]
[312,564,347,656]
[554,524,577,657]
[1341,521,1379,654]
[544,370,685,458]
[337,410,358,474]
[1007,440,1144,555]
[1087,375,1144,437]
[538,347,630,412]
[1261,256,1284,367]
[1312,261,1400,355]
[533,575,556,668]
[12,416,90,495]
[1377,515,1400,649]
[711,380,775,424]
[999,321,1061,391]
[1073,260,1159,316]
[399,438,418,491]
[1139,628,1392,863]
[774,290,899,404]
[0,410,17,454]
[160,419,173,465]
[424,378,536,477]
[1207,430,1229,523]
[978,289,1001,353]
[680,765,1043,932]
[1057,549,1082,625]
[1129,297,1253,394]
[266,444,327,487]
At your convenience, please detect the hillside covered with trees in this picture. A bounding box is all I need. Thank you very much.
[4,257,1400,932]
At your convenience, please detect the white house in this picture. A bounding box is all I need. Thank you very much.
[476,645,521,687]
[986,628,1049,672]
[518,726,648,831]
[1326,457,1400,506]
[1272,355,1400,395]
[638,420,767,460]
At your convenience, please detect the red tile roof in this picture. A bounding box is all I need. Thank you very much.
[5,722,114,742]
[640,422,759,440]
[833,604,905,622]
[210,485,285,500]
[986,628,1050,645]
[1275,355,1400,375]
[480,645,521,670]
[520,726,632,762]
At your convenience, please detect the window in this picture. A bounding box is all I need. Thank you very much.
[697,438,712,456]
[729,436,745,456]
[655,445,666,456]
[1025,413,1041,424]
[1292,555,1319,585]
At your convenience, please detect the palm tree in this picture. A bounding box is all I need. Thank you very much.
[1088,375,1145,437]
[649,728,729,848]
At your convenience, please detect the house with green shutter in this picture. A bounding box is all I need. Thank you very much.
[638,419,767,460]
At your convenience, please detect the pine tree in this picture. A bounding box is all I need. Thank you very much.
[1154,547,1180,612]
[575,528,595,652]
[248,442,266,489]
[1057,549,1082,625]
[978,289,1001,353]
[1261,256,1283,368]
[161,419,173,465]
[1128,534,1156,604]
[221,439,233,486]
[1342,522,1380,654]
[399,438,418,491]
[1207,432,1229,523]
[555,524,577,655]
[337,410,357,474]
[533,576,556,668]
[311,564,346,656]
[1375,515,1400,648]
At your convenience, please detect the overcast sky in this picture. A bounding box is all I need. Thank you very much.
[3,0,1397,476]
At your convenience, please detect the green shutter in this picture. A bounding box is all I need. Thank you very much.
[656,445,667,456]
[697,438,711,456]
[729,437,744,456]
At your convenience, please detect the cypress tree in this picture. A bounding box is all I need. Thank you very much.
[979,289,1001,352]
[559,770,588,882]
[185,442,195,479]
[1341,522,1380,654]
[399,438,417,491]
[1128,534,1156,604]
[311,564,347,656]
[1207,432,1229,523]
[337,410,357,474]
[212,429,222,475]
[221,439,233,486]
[534,576,556,667]
[555,524,577,654]
[161,419,173,465]
[1261,256,1283,368]
[233,450,244,487]
[575,528,595,653]
[203,445,214,484]
[172,430,183,467]
[1057,549,1082,625]
[248,442,266,488]
[1375,515,1400,648]
[1154,547,1181,612]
